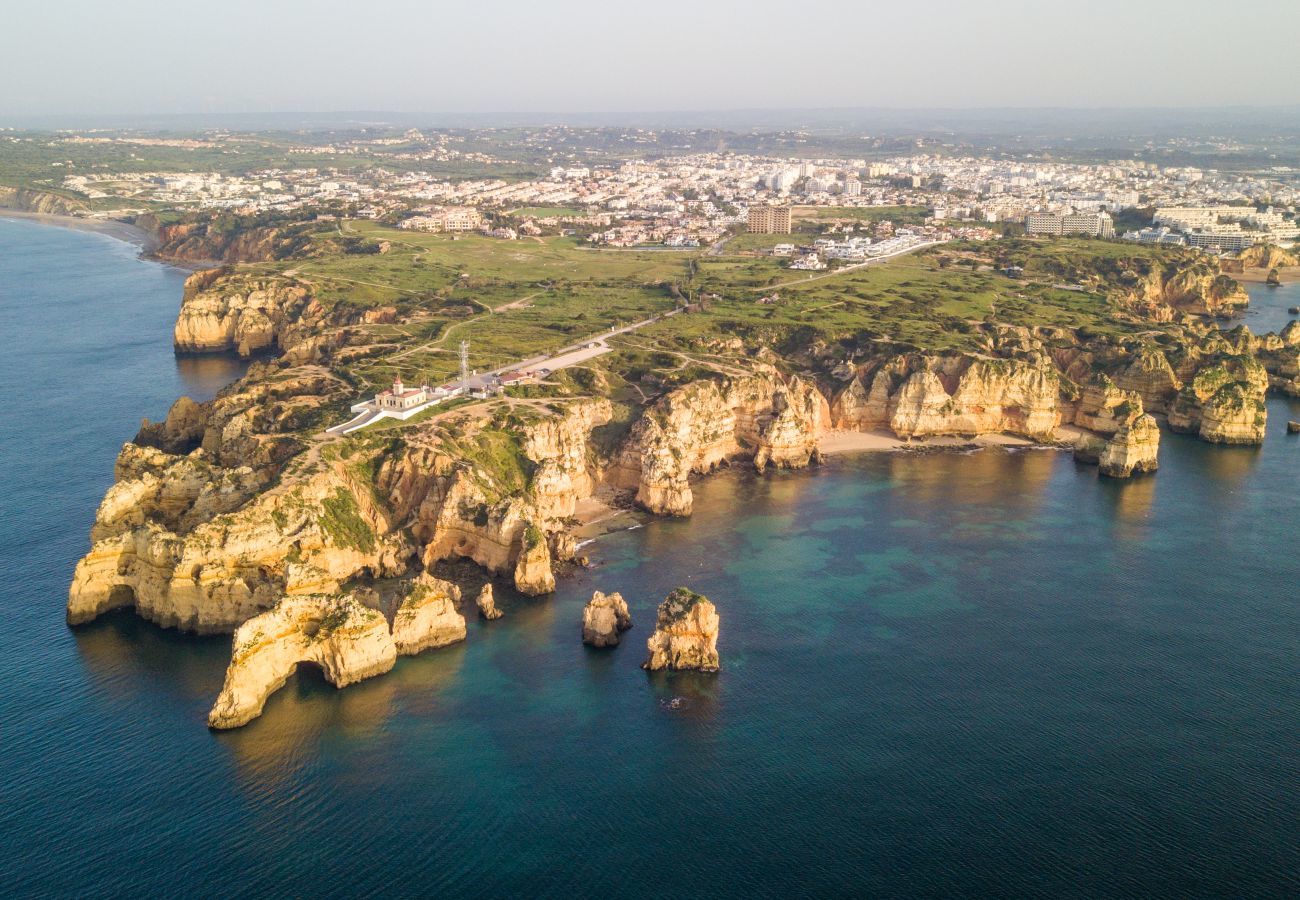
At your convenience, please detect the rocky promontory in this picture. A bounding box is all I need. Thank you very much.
[64,244,1300,726]
[609,372,829,516]
[207,592,396,729]
[173,270,317,357]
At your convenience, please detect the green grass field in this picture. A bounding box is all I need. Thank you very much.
[228,226,1189,401]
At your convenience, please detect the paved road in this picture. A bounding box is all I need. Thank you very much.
[476,307,683,384]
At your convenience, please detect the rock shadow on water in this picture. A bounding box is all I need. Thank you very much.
[1094,471,1158,540]
[172,354,252,403]
[644,669,721,725]
[1162,429,1262,491]
[72,608,231,709]
[877,444,1060,520]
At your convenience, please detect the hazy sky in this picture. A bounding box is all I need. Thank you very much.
[3,0,1298,117]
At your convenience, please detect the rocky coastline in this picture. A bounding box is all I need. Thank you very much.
[64,250,1300,727]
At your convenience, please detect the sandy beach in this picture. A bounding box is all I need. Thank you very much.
[817,427,1079,455]
[1236,265,1300,284]
[0,208,157,251]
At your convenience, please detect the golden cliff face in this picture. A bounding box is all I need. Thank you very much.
[207,592,396,729]
[611,372,829,516]
[0,186,85,215]
[390,574,467,655]
[1167,357,1269,444]
[832,354,1064,440]
[1098,413,1161,478]
[147,220,286,265]
[522,399,612,520]
[1074,375,1144,436]
[68,456,413,633]
[1234,244,1299,270]
[207,574,470,729]
[173,271,316,357]
[378,399,612,595]
[643,588,720,672]
[1116,261,1249,319]
[1110,348,1182,414]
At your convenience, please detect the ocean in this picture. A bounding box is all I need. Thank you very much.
[1,216,1296,897]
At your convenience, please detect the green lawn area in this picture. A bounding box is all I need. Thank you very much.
[642,244,1148,355]
[236,223,690,391]
[231,224,1188,406]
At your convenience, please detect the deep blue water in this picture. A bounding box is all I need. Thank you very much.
[1,218,1297,898]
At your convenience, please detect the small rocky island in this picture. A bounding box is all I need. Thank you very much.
[643,588,721,672]
[582,590,632,647]
[476,583,503,620]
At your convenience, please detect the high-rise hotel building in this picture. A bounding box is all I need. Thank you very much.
[747,206,793,234]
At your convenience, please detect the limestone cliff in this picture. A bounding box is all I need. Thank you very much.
[1235,244,1299,270]
[610,372,829,516]
[831,354,1064,440]
[1167,357,1268,444]
[391,573,466,655]
[68,457,412,633]
[0,186,85,215]
[522,399,613,519]
[476,583,503,620]
[1098,414,1160,478]
[173,270,317,357]
[378,400,610,594]
[513,522,556,595]
[643,587,720,672]
[1073,375,1143,436]
[1113,258,1249,319]
[207,593,396,729]
[1109,347,1183,414]
[141,218,287,265]
[1258,321,1300,397]
[753,380,827,471]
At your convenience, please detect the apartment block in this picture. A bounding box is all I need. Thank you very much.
[1026,211,1115,238]
[747,206,793,234]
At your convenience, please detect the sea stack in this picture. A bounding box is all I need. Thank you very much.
[513,521,556,595]
[1099,414,1161,478]
[582,590,631,647]
[391,573,467,655]
[476,583,503,620]
[643,587,720,672]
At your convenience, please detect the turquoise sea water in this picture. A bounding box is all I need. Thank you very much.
[1,217,1297,897]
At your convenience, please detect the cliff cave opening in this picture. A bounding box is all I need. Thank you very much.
[291,660,333,694]
[107,584,137,611]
